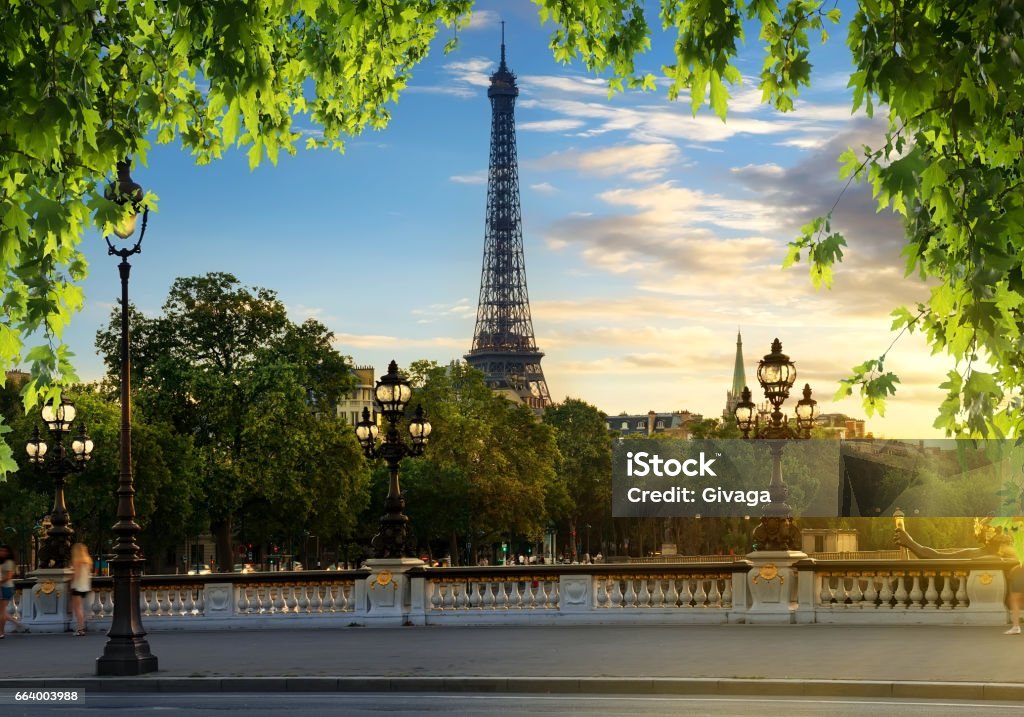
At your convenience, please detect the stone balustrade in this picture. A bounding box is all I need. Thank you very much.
[6,557,1014,631]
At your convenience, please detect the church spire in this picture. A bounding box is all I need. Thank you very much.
[724,329,747,420]
[731,330,746,396]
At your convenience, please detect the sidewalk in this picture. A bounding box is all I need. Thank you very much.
[1,624,1022,699]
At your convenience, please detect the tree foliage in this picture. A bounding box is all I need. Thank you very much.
[535,0,1024,437]
[94,272,366,571]
[0,0,471,471]
[399,361,561,564]
[542,398,612,558]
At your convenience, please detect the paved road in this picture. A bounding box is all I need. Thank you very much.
[0,624,1020,683]
[6,694,1024,717]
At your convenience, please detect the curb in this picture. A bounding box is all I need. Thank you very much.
[1,677,1022,700]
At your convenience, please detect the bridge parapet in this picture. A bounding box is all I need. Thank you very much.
[6,558,1014,630]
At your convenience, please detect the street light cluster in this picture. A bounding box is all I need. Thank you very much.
[734,339,819,550]
[25,397,94,569]
[355,360,432,560]
[734,338,818,439]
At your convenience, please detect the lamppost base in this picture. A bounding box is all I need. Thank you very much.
[96,641,159,676]
[23,568,73,634]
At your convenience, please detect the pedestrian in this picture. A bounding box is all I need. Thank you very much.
[0,544,27,636]
[70,542,93,636]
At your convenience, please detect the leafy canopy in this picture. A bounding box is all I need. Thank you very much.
[0,0,470,472]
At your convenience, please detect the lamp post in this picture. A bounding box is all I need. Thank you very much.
[354,360,431,559]
[734,338,818,551]
[96,159,158,676]
[25,398,94,569]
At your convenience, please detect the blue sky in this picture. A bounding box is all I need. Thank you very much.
[66,0,951,437]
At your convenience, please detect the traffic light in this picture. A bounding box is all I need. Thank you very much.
[501,542,508,553]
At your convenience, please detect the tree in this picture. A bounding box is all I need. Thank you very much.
[94,272,366,571]
[398,361,561,564]
[543,398,612,559]
[1,385,198,573]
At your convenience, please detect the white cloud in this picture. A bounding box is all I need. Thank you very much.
[529,143,683,181]
[520,75,610,97]
[465,9,499,30]
[530,182,558,194]
[518,119,586,132]
[450,171,487,185]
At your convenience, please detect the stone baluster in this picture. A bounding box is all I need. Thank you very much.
[651,578,666,608]
[170,588,183,616]
[708,578,722,608]
[954,573,968,607]
[297,584,309,613]
[721,576,733,608]
[848,576,864,608]
[893,574,909,608]
[510,580,523,609]
[283,585,296,613]
[637,578,651,607]
[664,577,679,608]
[496,581,509,609]
[526,579,538,609]
[482,580,495,609]
[273,587,286,614]
[909,575,924,608]
[548,579,560,608]
[878,575,893,608]
[313,584,325,612]
[429,581,442,610]
[924,575,939,608]
[609,578,624,608]
[195,586,205,615]
[623,577,638,608]
[862,576,878,609]
[819,574,834,607]
[237,585,249,614]
[678,578,693,607]
[90,591,102,619]
[323,585,337,612]
[536,578,547,608]
[693,578,707,607]
[939,574,954,609]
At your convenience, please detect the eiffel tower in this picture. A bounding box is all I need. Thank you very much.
[465,28,551,412]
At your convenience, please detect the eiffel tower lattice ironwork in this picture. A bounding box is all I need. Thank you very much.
[466,28,551,412]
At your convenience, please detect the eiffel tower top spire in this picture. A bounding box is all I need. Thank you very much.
[466,33,551,413]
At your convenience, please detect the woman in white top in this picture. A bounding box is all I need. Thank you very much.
[0,544,26,637]
[70,543,93,636]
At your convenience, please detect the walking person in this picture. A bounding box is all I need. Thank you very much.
[69,543,93,636]
[0,544,26,636]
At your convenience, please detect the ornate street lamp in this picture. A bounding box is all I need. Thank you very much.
[25,398,93,568]
[355,361,431,559]
[735,338,819,550]
[96,158,158,676]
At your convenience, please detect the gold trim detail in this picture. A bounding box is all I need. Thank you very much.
[979,573,993,586]
[753,563,782,583]
[37,580,56,595]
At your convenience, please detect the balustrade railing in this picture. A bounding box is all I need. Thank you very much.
[8,558,1016,631]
